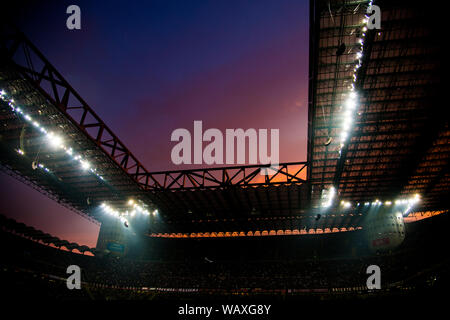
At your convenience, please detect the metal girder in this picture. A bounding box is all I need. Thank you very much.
[138,162,307,190]
[0,25,152,185]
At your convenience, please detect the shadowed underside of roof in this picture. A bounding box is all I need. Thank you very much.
[0,0,447,235]
[308,0,446,211]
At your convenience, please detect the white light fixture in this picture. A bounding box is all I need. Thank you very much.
[338,194,421,212]
[337,6,373,154]
[47,132,63,149]
[80,160,91,170]
[101,201,158,221]
[321,186,336,208]
[1,89,106,182]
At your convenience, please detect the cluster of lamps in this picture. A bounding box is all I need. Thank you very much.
[322,185,420,216]
[100,200,158,224]
[2,89,159,224]
[321,186,336,208]
[338,2,373,153]
[321,2,376,210]
[1,89,105,181]
[339,194,421,215]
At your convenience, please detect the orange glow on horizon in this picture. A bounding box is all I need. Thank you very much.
[148,226,364,239]
[246,164,307,185]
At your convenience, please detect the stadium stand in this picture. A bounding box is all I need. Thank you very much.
[1,212,448,301]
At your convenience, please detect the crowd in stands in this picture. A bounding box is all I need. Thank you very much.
[1,213,448,300]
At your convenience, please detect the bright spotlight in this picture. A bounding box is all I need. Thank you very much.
[346,99,356,110]
[343,118,352,130]
[412,194,420,203]
[321,186,335,208]
[344,109,352,118]
[340,200,351,208]
[80,160,91,170]
[47,132,63,148]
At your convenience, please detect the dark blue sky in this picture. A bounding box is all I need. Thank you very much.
[0,0,309,247]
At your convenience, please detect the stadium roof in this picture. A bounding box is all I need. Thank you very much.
[1,0,447,235]
[0,25,311,233]
[0,29,155,224]
[308,0,446,211]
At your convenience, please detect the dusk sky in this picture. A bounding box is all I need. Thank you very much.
[0,0,309,247]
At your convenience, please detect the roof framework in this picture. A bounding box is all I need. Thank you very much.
[1,0,447,235]
[0,26,155,219]
[308,0,446,211]
[0,26,311,233]
[146,163,310,233]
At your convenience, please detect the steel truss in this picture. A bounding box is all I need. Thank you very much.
[0,25,151,185]
[1,25,311,234]
[139,162,307,190]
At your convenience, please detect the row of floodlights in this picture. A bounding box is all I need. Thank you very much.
[100,200,158,220]
[340,194,420,209]
[0,89,104,181]
[321,184,420,211]
[338,4,373,153]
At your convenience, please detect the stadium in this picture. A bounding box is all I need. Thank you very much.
[0,0,447,312]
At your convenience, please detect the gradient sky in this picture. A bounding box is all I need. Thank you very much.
[0,0,309,247]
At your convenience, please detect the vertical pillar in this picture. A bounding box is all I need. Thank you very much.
[96,215,130,256]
